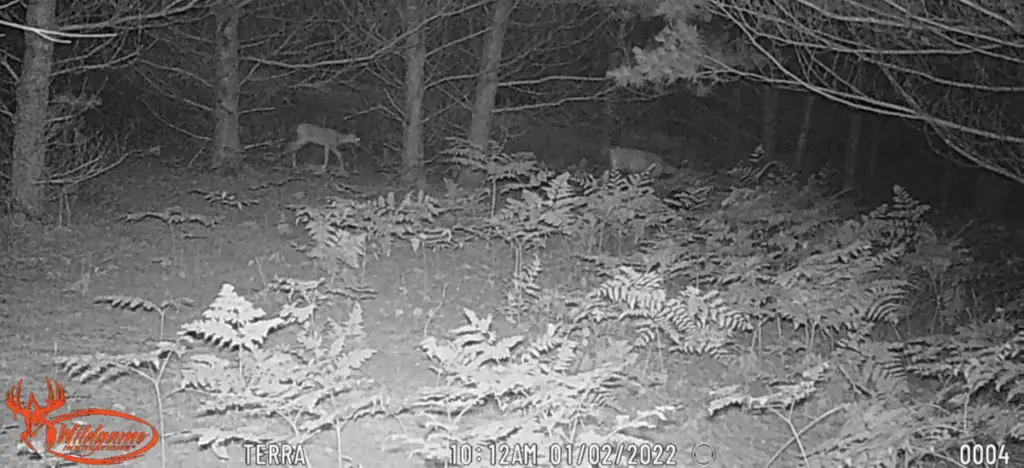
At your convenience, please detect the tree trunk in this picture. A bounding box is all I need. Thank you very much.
[728,84,742,159]
[863,117,885,203]
[843,111,863,196]
[760,86,779,159]
[10,0,57,217]
[793,93,815,177]
[211,1,244,174]
[461,0,513,188]
[402,0,427,189]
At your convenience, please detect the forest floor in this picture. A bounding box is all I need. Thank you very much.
[0,157,833,467]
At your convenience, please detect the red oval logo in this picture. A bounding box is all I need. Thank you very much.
[45,408,159,465]
[6,379,160,465]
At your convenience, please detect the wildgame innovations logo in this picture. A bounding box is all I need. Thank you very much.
[5,378,159,465]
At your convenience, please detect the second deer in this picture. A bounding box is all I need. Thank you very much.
[285,123,361,173]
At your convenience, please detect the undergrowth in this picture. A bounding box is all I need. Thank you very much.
[43,141,1023,468]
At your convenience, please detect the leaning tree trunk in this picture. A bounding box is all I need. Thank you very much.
[11,0,57,217]
[402,0,427,189]
[211,1,244,174]
[793,93,816,177]
[760,86,779,159]
[843,111,863,196]
[461,0,513,188]
[728,84,743,159]
[863,116,885,203]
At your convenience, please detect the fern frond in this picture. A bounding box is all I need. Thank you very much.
[179,284,285,352]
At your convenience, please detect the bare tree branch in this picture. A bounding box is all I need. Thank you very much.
[618,0,1024,182]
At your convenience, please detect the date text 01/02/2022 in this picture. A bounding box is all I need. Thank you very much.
[449,442,680,466]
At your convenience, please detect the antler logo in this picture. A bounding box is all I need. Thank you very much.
[6,378,66,454]
[4,378,159,465]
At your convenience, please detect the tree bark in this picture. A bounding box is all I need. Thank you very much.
[793,93,816,177]
[863,116,885,202]
[211,1,244,174]
[728,84,742,159]
[402,0,427,189]
[843,111,863,195]
[461,0,513,188]
[760,86,779,159]
[10,0,57,217]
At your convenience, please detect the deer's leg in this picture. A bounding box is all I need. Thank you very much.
[331,147,347,175]
[287,139,299,169]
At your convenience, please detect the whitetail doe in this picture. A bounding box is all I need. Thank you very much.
[284,123,361,173]
[604,146,678,178]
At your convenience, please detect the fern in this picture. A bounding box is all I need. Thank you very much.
[292,189,456,281]
[505,254,543,322]
[444,137,540,216]
[190,189,258,210]
[573,170,673,249]
[485,172,583,271]
[94,293,193,338]
[179,284,285,352]
[664,184,713,212]
[804,401,957,468]
[292,201,368,278]
[727,145,797,188]
[580,267,750,357]
[855,185,932,254]
[121,206,218,228]
[57,340,186,466]
[899,319,1023,407]
[60,341,185,386]
[805,165,842,196]
[708,362,831,416]
[392,309,673,467]
[362,190,450,255]
[836,323,910,399]
[176,283,385,458]
[763,221,910,351]
[444,138,538,184]
[502,256,584,328]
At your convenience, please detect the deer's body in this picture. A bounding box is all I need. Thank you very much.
[605,146,678,178]
[285,123,360,173]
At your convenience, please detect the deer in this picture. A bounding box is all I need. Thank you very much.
[604,146,678,179]
[284,123,361,173]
